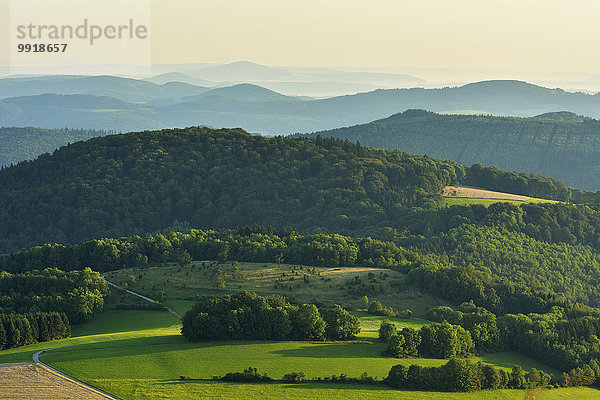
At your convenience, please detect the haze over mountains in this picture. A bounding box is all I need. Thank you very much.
[1,66,600,135]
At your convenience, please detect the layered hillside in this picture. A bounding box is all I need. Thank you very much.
[2,78,600,134]
[0,127,464,252]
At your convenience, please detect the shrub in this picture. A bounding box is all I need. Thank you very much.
[282,371,306,383]
[221,367,273,382]
[379,320,396,342]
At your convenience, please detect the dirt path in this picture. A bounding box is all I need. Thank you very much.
[0,362,117,400]
[443,185,530,201]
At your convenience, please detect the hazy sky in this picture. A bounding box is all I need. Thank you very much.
[1,0,599,78]
[151,0,600,73]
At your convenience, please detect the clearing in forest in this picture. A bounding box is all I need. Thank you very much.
[443,185,531,201]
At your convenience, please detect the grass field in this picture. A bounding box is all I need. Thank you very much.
[0,310,181,364]
[77,380,600,400]
[105,261,448,317]
[0,261,585,399]
[0,304,580,400]
[350,311,431,339]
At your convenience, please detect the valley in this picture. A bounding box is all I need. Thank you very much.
[3,261,595,400]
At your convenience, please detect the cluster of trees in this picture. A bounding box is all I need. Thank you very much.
[0,227,419,274]
[0,268,108,322]
[426,303,499,352]
[0,127,465,252]
[219,367,273,383]
[367,300,396,316]
[0,312,70,350]
[383,322,474,359]
[385,359,551,392]
[182,291,359,341]
[465,164,571,201]
[422,300,600,376]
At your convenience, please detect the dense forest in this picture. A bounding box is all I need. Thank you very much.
[0,127,110,167]
[0,268,108,322]
[0,127,465,252]
[304,109,600,190]
[0,267,108,351]
[0,126,587,254]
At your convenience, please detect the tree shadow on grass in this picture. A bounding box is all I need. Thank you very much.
[158,380,396,391]
[43,337,283,362]
[270,341,385,359]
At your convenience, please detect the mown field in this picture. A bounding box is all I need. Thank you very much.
[442,185,559,207]
[0,362,113,400]
[443,197,558,207]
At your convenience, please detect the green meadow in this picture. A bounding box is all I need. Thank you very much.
[105,261,446,316]
[79,380,600,400]
[0,305,592,400]
[0,262,588,400]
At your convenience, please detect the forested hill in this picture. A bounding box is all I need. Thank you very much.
[0,127,466,252]
[0,127,111,167]
[304,110,600,191]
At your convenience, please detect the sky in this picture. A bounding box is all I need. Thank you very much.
[1,0,599,81]
[150,0,600,73]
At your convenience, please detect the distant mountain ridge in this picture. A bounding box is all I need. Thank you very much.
[304,109,600,190]
[1,78,600,135]
[181,84,303,103]
[0,75,211,104]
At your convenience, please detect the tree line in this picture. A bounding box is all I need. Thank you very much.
[181,291,360,342]
[0,227,419,274]
[385,359,551,392]
[0,312,70,350]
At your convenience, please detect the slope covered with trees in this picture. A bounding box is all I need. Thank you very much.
[0,127,110,167]
[306,109,600,190]
[0,127,465,252]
